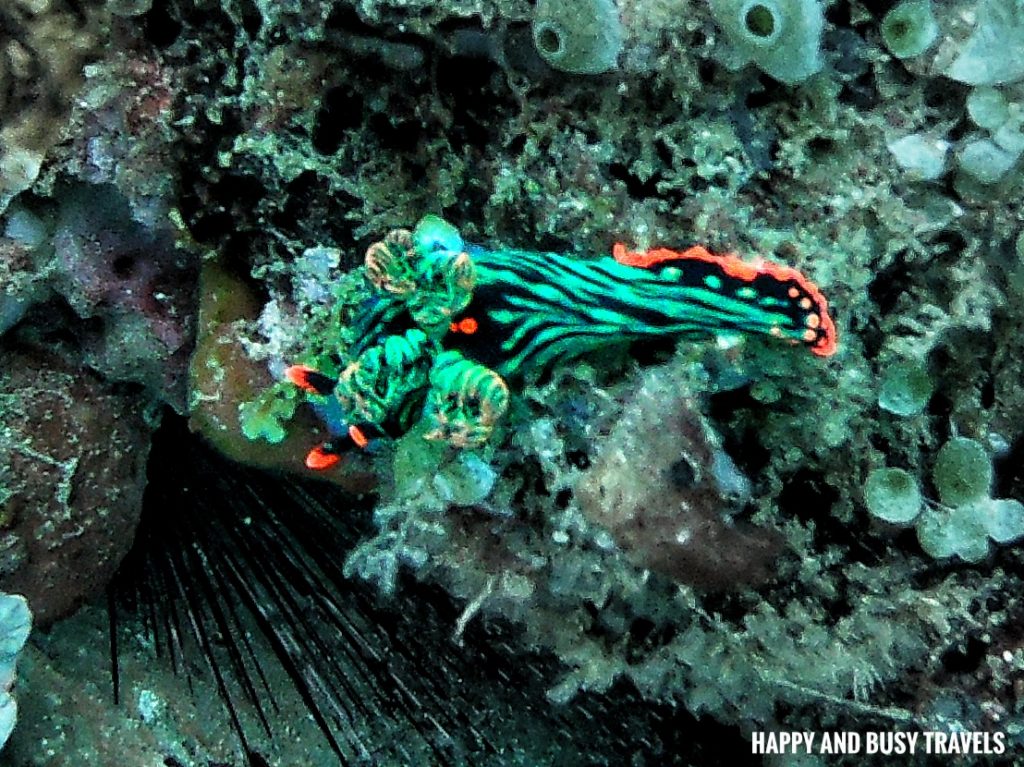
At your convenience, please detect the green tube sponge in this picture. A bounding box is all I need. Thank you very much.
[881,0,939,59]
[958,137,1022,184]
[709,0,824,85]
[932,437,992,508]
[864,468,922,524]
[982,498,1024,544]
[532,0,624,75]
[966,87,1010,131]
[916,498,1024,562]
[878,359,933,416]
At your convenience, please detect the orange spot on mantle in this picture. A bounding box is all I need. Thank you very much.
[348,424,370,449]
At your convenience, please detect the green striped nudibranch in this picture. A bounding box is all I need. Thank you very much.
[285,216,837,470]
[445,240,836,379]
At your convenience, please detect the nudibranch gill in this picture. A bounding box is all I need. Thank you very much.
[285,215,837,470]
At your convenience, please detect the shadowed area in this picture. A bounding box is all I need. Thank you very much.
[108,414,760,766]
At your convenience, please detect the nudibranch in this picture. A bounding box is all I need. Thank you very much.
[286,216,837,469]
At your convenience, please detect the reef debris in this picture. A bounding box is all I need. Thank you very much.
[576,363,779,591]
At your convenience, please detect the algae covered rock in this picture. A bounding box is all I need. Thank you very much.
[576,364,778,591]
[947,0,1024,85]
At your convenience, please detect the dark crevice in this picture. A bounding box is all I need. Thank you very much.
[867,251,913,316]
[708,385,772,477]
[566,450,591,470]
[839,70,879,110]
[110,414,748,764]
[186,172,267,246]
[994,434,1024,499]
[608,161,662,200]
[311,86,368,154]
[940,635,988,674]
[367,112,423,155]
[237,0,262,39]
[436,55,507,154]
[778,469,840,523]
[142,2,183,48]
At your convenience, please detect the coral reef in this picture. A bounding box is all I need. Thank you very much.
[2,0,1024,760]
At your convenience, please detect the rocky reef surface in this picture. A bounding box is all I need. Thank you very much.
[2,0,1024,764]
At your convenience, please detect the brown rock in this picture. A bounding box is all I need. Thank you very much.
[576,365,781,591]
[0,349,152,626]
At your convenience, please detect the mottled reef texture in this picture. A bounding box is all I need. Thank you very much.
[0,350,151,626]
[3,0,1024,764]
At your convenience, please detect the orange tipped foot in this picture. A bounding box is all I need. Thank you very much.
[285,365,336,395]
[305,444,341,471]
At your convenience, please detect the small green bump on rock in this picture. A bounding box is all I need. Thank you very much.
[958,137,1021,184]
[864,467,922,524]
[239,383,299,444]
[532,0,624,75]
[886,133,949,180]
[966,88,1010,132]
[881,0,939,59]
[878,358,933,416]
[982,498,1024,544]
[917,504,990,562]
[932,437,992,508]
